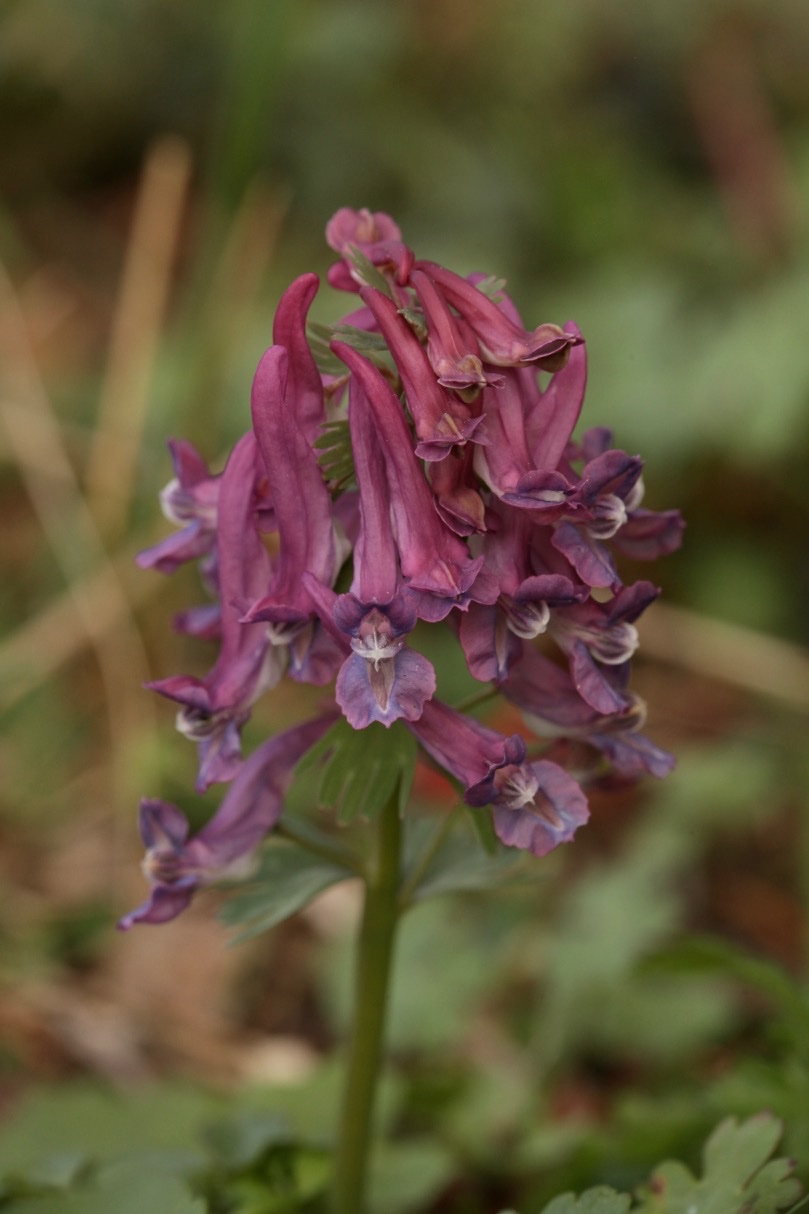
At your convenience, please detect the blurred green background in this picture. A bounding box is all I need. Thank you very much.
[1,0,808,1206]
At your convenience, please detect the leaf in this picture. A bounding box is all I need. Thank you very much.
[330,323,391,354]
[0,1085,219,1177]
[540,1188,632,1214]
[0,1160,205,1214]
[405,820,528,905]
[643,936,809,1054]
[218,842,353,942]
[297,717,416,825]
[201,1110,292,1170]
[306,322,347,376]
[368,1139,456,1214]
[313,418,356,490]
[344,243,394,295]
[637,1114,801,1214]
[474,274,507,302]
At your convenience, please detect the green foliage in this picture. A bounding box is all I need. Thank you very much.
[498,1116,802,1214]
[218,840,354,943]
[343,245,394,296]
[539,1190,632,1214]
[637,1115,802,1214]
[297,716,417,825]
[0,1160,205,1214]
[312,418,356,490]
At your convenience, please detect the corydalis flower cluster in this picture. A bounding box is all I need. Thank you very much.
[120,207,683,928]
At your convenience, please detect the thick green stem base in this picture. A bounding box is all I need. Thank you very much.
[331,796,402,1214]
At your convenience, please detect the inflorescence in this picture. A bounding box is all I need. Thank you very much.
[119,207,684,929]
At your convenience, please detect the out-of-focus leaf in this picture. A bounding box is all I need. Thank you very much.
[540,1189,631,1214]
[636,1114,801,1214]
[405,821,528,905]
[643,935,809,1053]
[298,716,416,824]
[0,1159,204,1214]
[218,842,353,942]
[201,1110,291,1170]
[0,1085,218,1176]
[368,1138,457,1214]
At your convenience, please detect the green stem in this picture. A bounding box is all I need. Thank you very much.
[331,794,403,1214]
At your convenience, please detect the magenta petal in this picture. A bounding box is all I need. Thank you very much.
[525,325,587,470]
[408,698,526,792]
[347,374,400,605]
[271,274,324,444]
[250,345,336,620]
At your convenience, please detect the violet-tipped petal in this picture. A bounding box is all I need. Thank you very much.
[486,760,590,856]
[118,714,336,929]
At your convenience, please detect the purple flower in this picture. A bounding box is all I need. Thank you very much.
[302,370,437,729]
[148,433,281,790]
[271,273,326,445]
[242,337,344,685]
[118,715,336,929]
[360,286,487,461]
[406,698,526,799]
[136,439,220,576]
[548,580,659,714]
[467,758,590,857]
[500,640,674,778]
[410,268,504,400]
[408,699,588,857]
[326,207,414,292]
[417,262,583,370]
[331,341,492,617]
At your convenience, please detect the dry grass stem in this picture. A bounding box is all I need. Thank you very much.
[0,261,157,823]
[640,601,809,712]
[85,135,193,539]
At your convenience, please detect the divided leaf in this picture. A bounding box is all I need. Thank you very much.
[218,843,354,942]
[637,1114,801,1214]
[540,1189,632,1214]
[298,717,416,825]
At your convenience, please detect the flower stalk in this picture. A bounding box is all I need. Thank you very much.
[331,791,403,1214]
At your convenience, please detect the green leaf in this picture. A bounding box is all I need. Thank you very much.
[330,323,391,354]
[368,1139,456,1214]
[405,820,528,904]
[307,322,348,376]
[637,1114,801,1214]
[201,1110,292,1170]
[540,1188,631,1214]
[218,842,353,942]
[313,418,356,490]
[0,1084,218,1177]
[297,717,416,825]
[643,935,809,1055]
[464,803,500,855]
[343,244,394,295]
[474,274,507,302]
[0,1159,205,1214]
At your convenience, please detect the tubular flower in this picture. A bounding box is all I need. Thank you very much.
[119,715,336,929]
[147,433,282,790]
[128,207,683,921]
